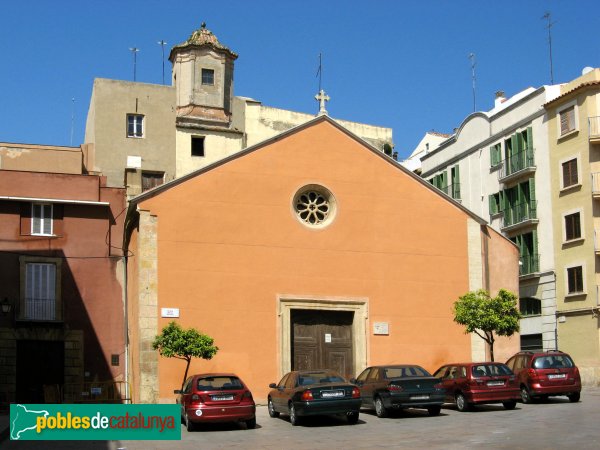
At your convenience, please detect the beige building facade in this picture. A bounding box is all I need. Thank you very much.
[84,24,393,197]
[545,68,600,384]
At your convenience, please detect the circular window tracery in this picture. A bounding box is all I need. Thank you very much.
[293,185,336,228]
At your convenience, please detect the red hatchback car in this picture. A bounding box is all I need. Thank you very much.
[433,362,520,411]
[505,351,581,403]
[174,373,256,431]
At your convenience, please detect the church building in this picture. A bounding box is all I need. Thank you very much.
[124,114,519,403]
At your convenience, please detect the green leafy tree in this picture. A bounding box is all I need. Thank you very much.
[152,321,219,388]
[453,289,521,361]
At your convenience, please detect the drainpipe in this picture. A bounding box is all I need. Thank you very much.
[122,255,130,403]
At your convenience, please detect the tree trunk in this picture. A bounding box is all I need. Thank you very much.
[181,357,191,389]
[488,332,495,362]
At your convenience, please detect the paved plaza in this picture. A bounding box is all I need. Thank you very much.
[2,387,600,449]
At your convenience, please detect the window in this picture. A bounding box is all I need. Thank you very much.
[127,114,144,138]
[567,266,584,294]
[191,136,205,157]
[141,171,164,192]
[31,203,53,235]
[201,68,214,85]
[490,143,502,168]
[562,158,578,188]
[564,212,581,241]
[293,185,337,228]
[520,334,543,352]
[559,105,576,136]
[488,192,503,216]
[520,297,541,316]
[24,262,57,320]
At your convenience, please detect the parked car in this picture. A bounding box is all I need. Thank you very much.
[267,369,362,426]
[433,362,520,411]
[505,350,581,403]
[174,373,256,431]
[352,365,445,417]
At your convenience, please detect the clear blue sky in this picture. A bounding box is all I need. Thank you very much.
[1,0,599,159]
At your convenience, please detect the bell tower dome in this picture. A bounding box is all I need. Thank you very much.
[169,23,238,127]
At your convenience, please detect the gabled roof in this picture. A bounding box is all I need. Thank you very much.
[544,80,600,107]
[128,115,491,228]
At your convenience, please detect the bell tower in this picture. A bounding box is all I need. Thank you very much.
[169,23,237,127]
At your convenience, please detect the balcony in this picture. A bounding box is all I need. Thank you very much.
[498,148,536,183]
[589,116,600,144]
[501,201,538,231]
[520,254,540,277]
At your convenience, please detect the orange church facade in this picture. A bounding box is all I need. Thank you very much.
[124,116,519,403]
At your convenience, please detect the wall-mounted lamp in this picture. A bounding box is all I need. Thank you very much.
[1,297,12,315]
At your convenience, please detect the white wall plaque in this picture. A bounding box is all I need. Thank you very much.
[126,155,142,168]
[373,322,389,335]
[161,307,180,318]
[324,333,332,343]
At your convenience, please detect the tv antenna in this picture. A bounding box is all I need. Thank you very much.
[468,53,476,112]
[129,47,140,81]
[158,40,167,85]
[542,12,555,84]
[70,97,75,146]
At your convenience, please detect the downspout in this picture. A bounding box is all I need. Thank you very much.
[123,254,130,403]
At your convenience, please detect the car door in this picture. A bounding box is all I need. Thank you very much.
[433,366,453,402]
[271,373,291,411]
[354,368,372,406]
[364,367,384,404]
[179,377,193,415]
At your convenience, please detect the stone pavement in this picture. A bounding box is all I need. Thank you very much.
[2,387,600,449]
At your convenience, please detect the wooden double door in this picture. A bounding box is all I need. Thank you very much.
[291,309,354,378]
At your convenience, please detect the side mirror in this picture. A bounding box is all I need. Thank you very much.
[173,389,182,394]
[349,378,357,384]
[268,383,277,389]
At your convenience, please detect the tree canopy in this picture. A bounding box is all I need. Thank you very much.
[453,289,521,361]
[152,321,219,388]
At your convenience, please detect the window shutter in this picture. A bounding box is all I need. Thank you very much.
[526,127,533,150]
[43,204,52,235]
[32,204,41,234]
[489,195,496,215]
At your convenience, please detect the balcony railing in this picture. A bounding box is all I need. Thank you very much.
[18,297,57,321]
[589,116,600,142]
[520,254,540,276]
[437,183,461,200]
[498,148,535,181]
[502,201,537,228]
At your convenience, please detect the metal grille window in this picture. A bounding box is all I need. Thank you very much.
[31,203,53,235]
[127,114,144,138]
[559,106,576,136]
[201,69,214,85]
[565,212,581,241]
[562,158,578,188]
[567,266,584,294]
[519,297,541,316]
[25,263,56,320]
[141,171,164,192]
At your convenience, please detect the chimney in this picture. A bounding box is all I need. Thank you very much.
[495,91,506,107]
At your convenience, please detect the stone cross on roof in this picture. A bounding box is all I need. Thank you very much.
[315,89,330,116]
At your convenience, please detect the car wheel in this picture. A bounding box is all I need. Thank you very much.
[245,417,256,429]
[185,415,196,432]
[374,396,388,418]
[568,392,581,403]
[268,398,279,418]
[427,405,441,416]
[520,386,532,404]
[456,393,470,412]
[289,403,300,426]
[502,400,517,410]
[347,411,359,425]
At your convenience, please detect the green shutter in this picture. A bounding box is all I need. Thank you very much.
[490,146,496,166]
[529,177,536,201]
[489,194,496,215]
[526,126,533,150]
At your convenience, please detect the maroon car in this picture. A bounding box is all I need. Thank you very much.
[505,351,581,403]
[174,373,256,431]
[433,362,520,411]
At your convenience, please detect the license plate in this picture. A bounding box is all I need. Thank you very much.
[487,381,504,386]
[321,390,344,398]
[548,374,566,379]
[211,395,234,401]
[410,395,430,400]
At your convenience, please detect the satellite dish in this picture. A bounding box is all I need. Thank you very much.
[383,143,393,156]
[582,67,594,75]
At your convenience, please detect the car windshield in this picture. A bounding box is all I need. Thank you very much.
[533,355,574,369]
[297,372,345,386]
[470,364,512,377]
[196,376,243,391]
[384,366,430,378]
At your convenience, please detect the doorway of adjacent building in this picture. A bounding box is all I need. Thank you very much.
[291,309,354,378]
[16,340,64,403]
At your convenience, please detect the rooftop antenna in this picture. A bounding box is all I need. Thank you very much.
[70,97,75,146]
[314,53,330,115]
[158,40,167,85]
[542,12,555,84]
[468,53,476,112]
[316,52,323,94]
[129,47,140,82]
